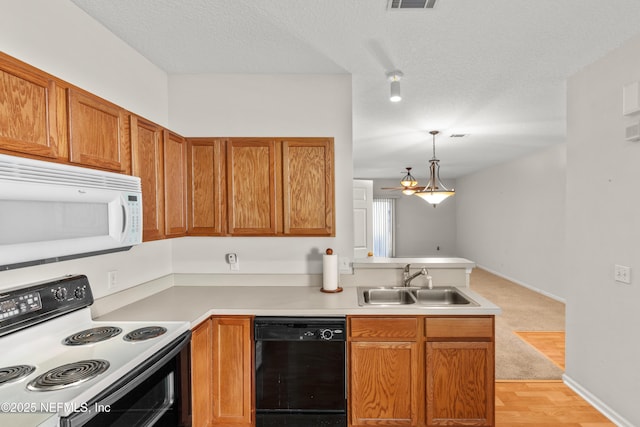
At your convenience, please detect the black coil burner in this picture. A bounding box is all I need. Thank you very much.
[0,365,36,386]
[123,326,167,342]
[26,359,109,391]
[63,326,122,346]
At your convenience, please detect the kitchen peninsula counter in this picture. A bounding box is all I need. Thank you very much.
[95,284,500,327]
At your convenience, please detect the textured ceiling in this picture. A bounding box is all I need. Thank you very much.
[70,0,640,181]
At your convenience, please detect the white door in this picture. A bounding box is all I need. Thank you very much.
[353,180,373,259]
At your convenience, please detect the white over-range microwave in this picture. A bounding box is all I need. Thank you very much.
[0,154,142,270]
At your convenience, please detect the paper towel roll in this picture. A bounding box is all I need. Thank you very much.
[322,254,338,291]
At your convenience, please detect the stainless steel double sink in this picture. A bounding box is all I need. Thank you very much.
[357,286,479,307]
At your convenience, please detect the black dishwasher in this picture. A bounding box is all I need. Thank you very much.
[254,317,347,427]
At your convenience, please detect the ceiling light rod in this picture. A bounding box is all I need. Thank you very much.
[414,130,455,207]
[387,70,403,102]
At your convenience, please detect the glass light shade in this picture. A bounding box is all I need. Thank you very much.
[390,80,401,102]
[402,188,416,195]
[400,177,417,188]
[413,190,455,205]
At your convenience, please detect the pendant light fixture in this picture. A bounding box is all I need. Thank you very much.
[413,130,455,206]
[387,70,403,102]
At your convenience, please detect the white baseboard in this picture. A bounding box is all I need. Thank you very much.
[476,264,566,303]
[563,374,634,427]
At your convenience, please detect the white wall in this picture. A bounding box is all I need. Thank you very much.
[372,179,457,257]
[565,32,640,427]
[0,0,173,297]
[168,74,353,274]
[0,0,170,125]
[456,144,567,301]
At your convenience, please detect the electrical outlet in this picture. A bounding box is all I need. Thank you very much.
[614,264,631,284]
[107,270,118,289]
[226,253,239,271]
[339,257,352,273]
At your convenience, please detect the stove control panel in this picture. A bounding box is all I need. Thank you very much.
[0,291,42,321]
[0,275,93,338]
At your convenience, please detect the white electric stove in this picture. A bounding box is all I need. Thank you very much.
[0,275,191,427]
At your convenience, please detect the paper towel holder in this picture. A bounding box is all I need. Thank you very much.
[321,287,343,293]
[321,248,343,293]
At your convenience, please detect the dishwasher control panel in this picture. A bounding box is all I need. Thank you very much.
[254,317,346,341]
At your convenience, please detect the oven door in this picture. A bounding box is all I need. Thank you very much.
[60,331,191,427]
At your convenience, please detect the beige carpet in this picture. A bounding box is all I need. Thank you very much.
[470,269,565,380]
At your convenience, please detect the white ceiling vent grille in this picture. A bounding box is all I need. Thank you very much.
[388,0,437,10]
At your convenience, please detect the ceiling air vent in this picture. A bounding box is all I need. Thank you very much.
[388,0,437,10]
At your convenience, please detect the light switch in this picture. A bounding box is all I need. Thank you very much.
[614,264,631,284]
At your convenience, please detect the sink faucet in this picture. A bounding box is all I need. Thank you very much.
[403,264,428,287]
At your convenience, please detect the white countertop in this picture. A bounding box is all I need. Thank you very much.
[95,285,501,327]
[352,257,476,268]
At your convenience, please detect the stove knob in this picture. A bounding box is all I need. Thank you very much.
[319,329,334,340]
[74,287,86,299]
[53,287,68,301]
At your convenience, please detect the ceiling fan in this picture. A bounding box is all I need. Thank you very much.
[381,167,426,195]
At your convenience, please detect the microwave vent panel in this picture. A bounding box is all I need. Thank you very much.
[0,154,140,192]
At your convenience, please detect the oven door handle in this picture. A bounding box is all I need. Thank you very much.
[61,331,190,426]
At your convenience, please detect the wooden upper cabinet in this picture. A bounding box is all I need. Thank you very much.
[282,138,334,236]
[187,138,225,236]
[163,130,188,237]
[131,115,164,241]
[68,88,129,172]
[0,53,66,160]
[224,137,335,237]
[226,138,278,235]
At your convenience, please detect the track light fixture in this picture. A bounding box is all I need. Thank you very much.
[387,70,403,102]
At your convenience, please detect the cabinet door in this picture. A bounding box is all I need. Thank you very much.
[68,88,128,172]
[131,116,164,241]
[281,138,334,236]
[426,342,494,427]
[349,341,420,426]
[192,319,213,427]
[163,130,188,237]
[0,54,64,159]
[187,138,225,236]
[212,317,254,426]
[226,138,277,235]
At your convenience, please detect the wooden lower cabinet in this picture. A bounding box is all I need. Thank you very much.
[192,319,213,427]
[349,341,420,426]
[425,317,494,427]
[348,317,421,427]
[192,315,492,427]
[426,342,493,427]
[191,316,254,427]
[348,316,495,427]
[212,316,254,427]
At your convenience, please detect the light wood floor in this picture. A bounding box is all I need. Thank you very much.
[515,331,566,370]
[495,382,615,426]
[497,331,613,425]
